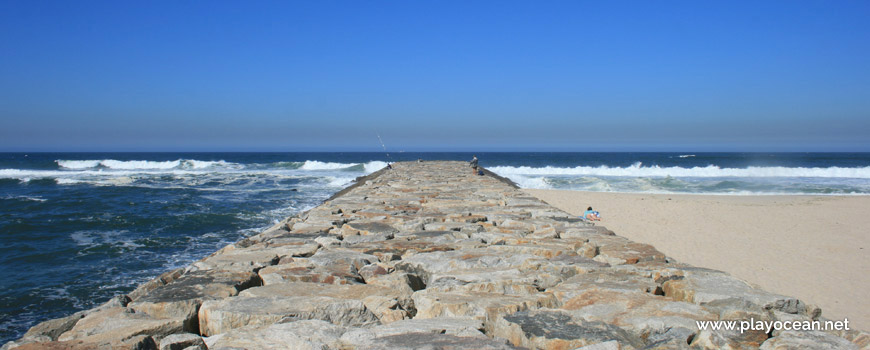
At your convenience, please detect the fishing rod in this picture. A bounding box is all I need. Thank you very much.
[376,131,395,171]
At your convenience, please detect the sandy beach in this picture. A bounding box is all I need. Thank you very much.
[525,189,870,331]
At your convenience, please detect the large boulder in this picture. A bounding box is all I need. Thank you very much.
[57,307,182,345]
[197,282,409,336]
[238,283,413,324]
[128,270,261,332]
[350,332,520,350]
[206,320,345,350]
[411,289,558,328]
[491,309,645,350]
[759,331,860,350]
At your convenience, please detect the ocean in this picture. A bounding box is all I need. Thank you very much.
[2,151,869,343]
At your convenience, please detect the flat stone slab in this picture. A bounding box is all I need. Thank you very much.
[492,309,645,350]
[258,261,363,285]
[206,320,346,350]
[198,295,379,336]
[58,307,182,345]
[341,221,399,236]
[353,332,521,350]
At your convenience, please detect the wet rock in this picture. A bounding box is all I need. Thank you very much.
[491,309,644,350]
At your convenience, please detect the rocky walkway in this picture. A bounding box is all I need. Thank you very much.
[5,161,868,349]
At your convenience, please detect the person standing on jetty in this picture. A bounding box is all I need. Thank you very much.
[470,155,479,174]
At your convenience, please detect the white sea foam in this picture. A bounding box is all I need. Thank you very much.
[56,160,102,169]
[56,159,242,170]
[56,178,82,185]
[510,176,552,189]
[71,230,144,250]
[364,161,389,173]
[100,160,180,169]
[327,176,356,187]
[489,163,870,179]
[2,195,47,202]
[299,160,357,170]
[678,154,696,158]
[298,160,388,172]
[186,160,236,169]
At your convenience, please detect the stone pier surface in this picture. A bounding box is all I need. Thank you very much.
[6,161,868,350]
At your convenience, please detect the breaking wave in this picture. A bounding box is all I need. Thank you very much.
[53,159,389,173]
[488,163,870,179]
[56,159,241,170]
[298,160,388,172]
[0,159,389,190]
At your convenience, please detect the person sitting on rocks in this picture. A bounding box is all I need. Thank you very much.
[583,206,601,221]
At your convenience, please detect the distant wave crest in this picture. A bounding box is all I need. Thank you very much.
[1,160,390,187]
[299,160,388,172]
[56,159,241,170]
[488,162,870,178]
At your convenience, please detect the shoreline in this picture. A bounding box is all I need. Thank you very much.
[524,189,870,331]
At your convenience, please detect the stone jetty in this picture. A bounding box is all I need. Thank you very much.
[5,161,868,350]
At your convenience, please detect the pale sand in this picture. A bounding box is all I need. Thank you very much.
[525,189,870,331]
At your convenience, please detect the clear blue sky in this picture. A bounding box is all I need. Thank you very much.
[1,1,868,152]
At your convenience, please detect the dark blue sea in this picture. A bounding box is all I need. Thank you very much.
[2,152,870,343]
